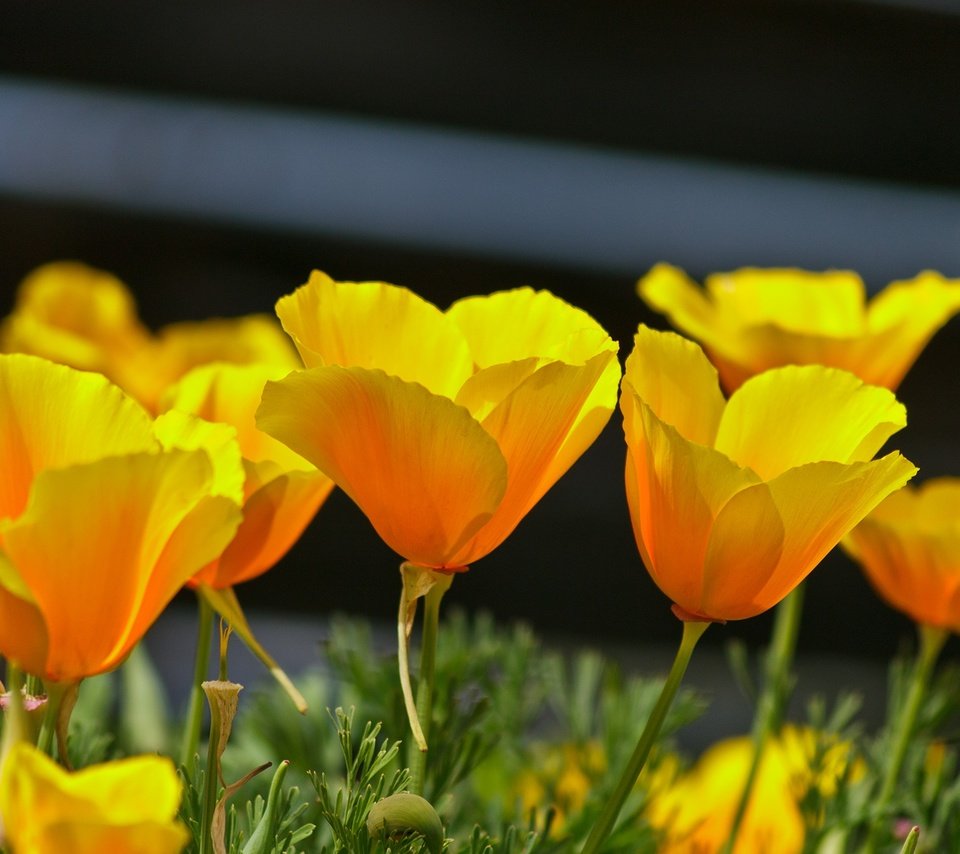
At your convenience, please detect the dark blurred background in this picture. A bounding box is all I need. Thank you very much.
[2,0,959,669]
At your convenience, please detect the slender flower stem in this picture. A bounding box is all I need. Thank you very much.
[722,584,805,854]
[0,665,27,767]
[35,681,71,759]
[409,582,447,797]
[581,619,710,854]
[864,624,947,854]
[199,704,221,854]
[180,594,214,768]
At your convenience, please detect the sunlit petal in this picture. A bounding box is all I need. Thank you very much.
[0,450,241,681]
[450,353,616,565]
[0,355,156,523]
[161,362,308,470]
[447,287,615,367]
[621,389,761,613]
[275,271,474,398]
[755,454,917,612]
[715,366,907,479]
[258,366,507,567]
[623,325,725,446]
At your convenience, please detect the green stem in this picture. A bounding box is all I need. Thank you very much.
[722,584,805,854]
[581,619,710,854]
[35,681,70,759]
[864,624,947,854]
[180,594,214,769]
[0,665,27,767]
[409,582,447,797]
[199,704,221,854]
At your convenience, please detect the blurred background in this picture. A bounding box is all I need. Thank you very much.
[2,0,959,691]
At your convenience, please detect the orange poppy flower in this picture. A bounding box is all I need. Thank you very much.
[843,478,960,630]
[638,264,960,392]
[256,272,620,570]
[0,355,242,683]
[0,741,188,854]
[621,326,917,622]
[160,362,334,588]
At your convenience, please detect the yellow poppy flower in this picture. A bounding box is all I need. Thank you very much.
[256,272,620,570]
[160,362,334,588]
[1,261,300,412]
[646,735,804,854]
[843,478,960,630]
[638,264,960,392]
[0,355,242,682]
[0,261,151,394]
[0,741,188,854]
[621,326,917,622]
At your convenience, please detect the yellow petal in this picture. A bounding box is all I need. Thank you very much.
[0,354,157,523]
[0,261,150,376]
[447,288,616,367]
[161,362,310,470]
[715,365,907,479]
[705,268,866,335]
[275,271,474,398]
[623,325,725,446]
[1,450,241,681]
[449,352,617,565]
[752,454,917,614]
[134,314,299,412]
[1,742,187,854]
[206,468,334,588]
[153,410,246,505]
[637,263,724,349]
[861,271,960,389]
[621,389,761,614]
[257,366,507,567]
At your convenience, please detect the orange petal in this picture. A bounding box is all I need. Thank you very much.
[447,287,616,367]
[0,580,49,678]
[449,352,617,565]
[1,450,241,681]
[275,272,474,398]
[0,355,156,524]
[715,366,907,479]
[257,366,507,567]
[698,482,785,620]
[623,325,725,446]
[752,453,917,614]
[621,388,760,614]
[209,468,334,588]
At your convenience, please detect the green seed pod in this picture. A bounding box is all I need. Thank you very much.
[366,792,443,854]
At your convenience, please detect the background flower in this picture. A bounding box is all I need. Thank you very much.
[843,478,960,630]
[638,264,960,392]
[160,362,333,589]
[0,742,188,854]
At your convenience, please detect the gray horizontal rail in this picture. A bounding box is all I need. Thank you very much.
[2,76,959,284]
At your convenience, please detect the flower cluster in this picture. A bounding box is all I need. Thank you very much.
[0,257,957,854]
